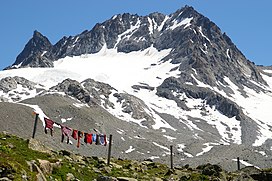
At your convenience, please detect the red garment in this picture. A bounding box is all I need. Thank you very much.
[103,134,107,146]
[84,133,92,144]
[44,118,54,136]
[72,129,78,140]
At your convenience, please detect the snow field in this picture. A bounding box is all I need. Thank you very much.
[1,46,272,157]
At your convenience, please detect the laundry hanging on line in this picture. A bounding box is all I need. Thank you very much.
[71,129,107,147]
[41,116,107,148]
[77,131,83,148]
[84,133,92,144]
[44,118,54,136]
[60,125,72,144]
[72,129,78,140]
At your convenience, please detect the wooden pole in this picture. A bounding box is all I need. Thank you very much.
[32,113,39,139]
[170,145,173,169]
[107,134,113,166]
[237,157,240,170]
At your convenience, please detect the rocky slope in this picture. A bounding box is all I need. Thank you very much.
[1,132,272,181]
[0,79,271,171]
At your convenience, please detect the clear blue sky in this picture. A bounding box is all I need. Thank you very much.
[0,0,271,70]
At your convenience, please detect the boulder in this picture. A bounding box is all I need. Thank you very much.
[28,138,52,154]
[66,173,75,181]
[117,177,137,181]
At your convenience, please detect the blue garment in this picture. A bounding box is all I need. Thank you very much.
[99,134,105,145]
[92,134,97,143]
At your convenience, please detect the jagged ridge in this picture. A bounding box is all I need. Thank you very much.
[7,6,266,90]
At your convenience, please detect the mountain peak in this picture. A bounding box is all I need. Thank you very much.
[31,30,51,47]
[7,6,266,88]
[178,5,195,13]
[170,5,199,20]
[6,30,54,69]
[33,30,43,37]
[183,5,194,10]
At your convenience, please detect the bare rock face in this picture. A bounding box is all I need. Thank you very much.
[157,77,245,120]
[6,31,54,69]
[0,77,17,93]
[0,76,36,93]
[113,92,155,128]
[49,78,156,127]
[81,78,116,108]
[50,78,92,104]
[0,76,38,102]
[49,78,116,107]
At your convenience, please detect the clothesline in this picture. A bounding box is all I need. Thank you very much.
[42,115,107,148]
[31,112,113,166]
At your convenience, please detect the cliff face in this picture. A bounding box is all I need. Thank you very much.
[7,31,54,69]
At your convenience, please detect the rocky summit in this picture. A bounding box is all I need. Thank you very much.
[0,5,272,173]
[8,6,265,90]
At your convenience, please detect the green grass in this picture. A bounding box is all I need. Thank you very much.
[0,133,53,180]
[0,132,271,181]
[51,160,98,180]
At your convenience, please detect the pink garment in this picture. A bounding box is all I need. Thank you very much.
[61,125,72,144]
